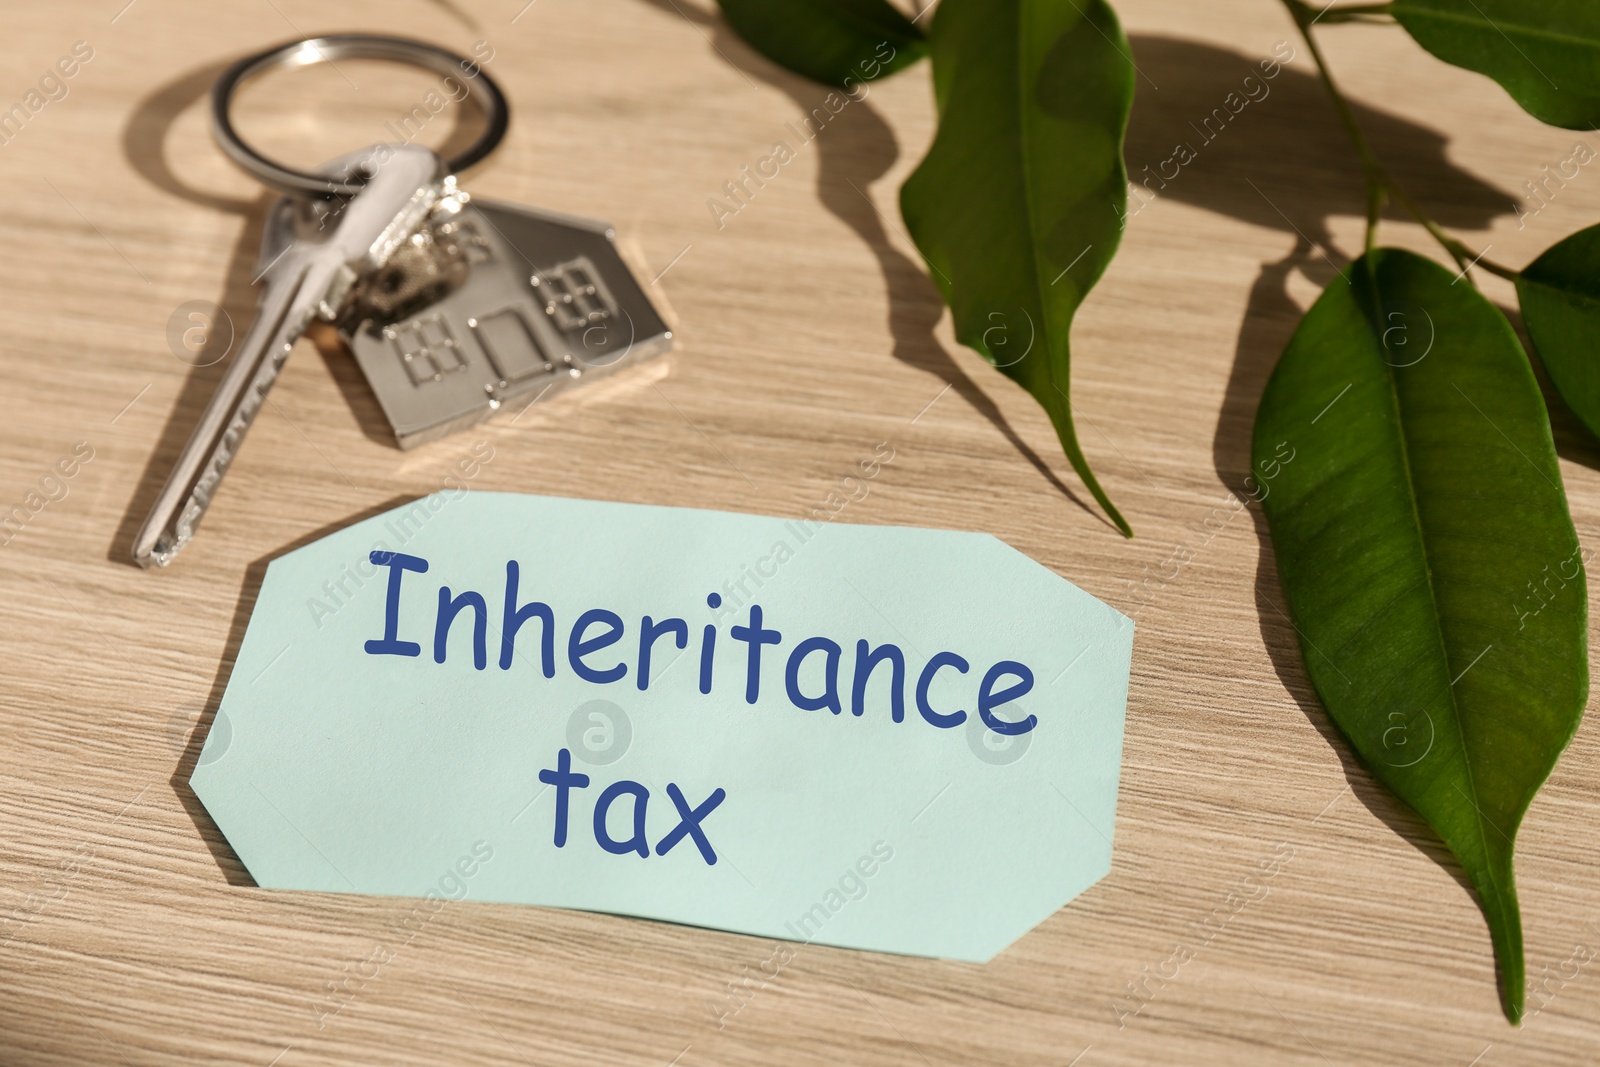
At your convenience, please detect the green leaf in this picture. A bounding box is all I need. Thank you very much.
[900,0,1134,535]
[1391,0,1600,130]
[1253,248,1588,1023]
[713,0,926,88]
[1517,221,1600,439]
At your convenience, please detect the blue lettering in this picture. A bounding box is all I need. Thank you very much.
[978,660,1037,735]
[730,604,782,704]
[785,636,843,714]
[538,748,590,847]
[501,560,555,674]
[593,780,650,858]
[915,652,969,728]
[637,615,688,691]
[363,551,428,657]
[434,586,488,670]
[851,640,905,720]
[656,783,725,865]
[569,608,627,684]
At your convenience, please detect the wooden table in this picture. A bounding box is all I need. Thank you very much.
[1,0,1596,1063]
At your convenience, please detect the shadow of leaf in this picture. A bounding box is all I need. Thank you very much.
[634,0,1112,526]
[1132,33,1519,884]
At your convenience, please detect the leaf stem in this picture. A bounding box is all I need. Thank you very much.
[1281,0,1519,282]
[1311,2,1395,22]
[1365,179,1384,256]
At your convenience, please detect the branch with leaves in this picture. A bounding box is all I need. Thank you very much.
[714,0,1599,1024]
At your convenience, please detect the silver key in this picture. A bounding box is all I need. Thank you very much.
[134,145,459,567]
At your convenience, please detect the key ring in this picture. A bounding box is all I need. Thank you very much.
[211,34,509,197]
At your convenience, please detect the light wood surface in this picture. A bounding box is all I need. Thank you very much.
[1,0,1597,1063]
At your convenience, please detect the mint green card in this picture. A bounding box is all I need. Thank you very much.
[191,492,1133,961]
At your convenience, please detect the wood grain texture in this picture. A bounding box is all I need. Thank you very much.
[0,0,1597,1063]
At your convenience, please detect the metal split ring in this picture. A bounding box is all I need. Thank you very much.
[211,33,509,197]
